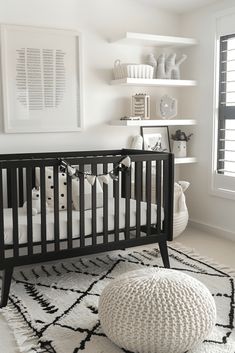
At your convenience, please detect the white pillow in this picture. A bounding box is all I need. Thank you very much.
[35,167,103,211]
[35,168,67,210]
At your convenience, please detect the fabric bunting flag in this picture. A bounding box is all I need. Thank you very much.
[67,165,77,177]
[86,174,97,186]
[121,156,131,168]
[98,174,110,184]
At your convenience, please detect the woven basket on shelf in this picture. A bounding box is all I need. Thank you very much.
[113,59,154,79]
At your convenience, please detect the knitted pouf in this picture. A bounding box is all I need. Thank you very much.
[99,268,216,353]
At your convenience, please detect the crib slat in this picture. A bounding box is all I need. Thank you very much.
[163,156,174,240]
[32,168,36,188]
[113,164,119,243]
[0,169,5,260]
[18,167,24,207]
[53,165,60,252]
[135,161,141,238]
[163,160,169,236]
[79,165,85,247]
[156,161,162,234]
[26,167,33,256]
[11,168,19,257]
[124,167,131,240]
[146,161,152,235]
[91,164,97,246]
[103,164,108,244]
[7,168,12,208]
[163,161,169,233]
[40,166,47,254]
[67,173,73,249]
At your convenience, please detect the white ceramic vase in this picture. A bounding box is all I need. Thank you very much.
[173,140,187,158]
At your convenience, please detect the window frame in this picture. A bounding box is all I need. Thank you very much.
[217,34,235,175]
[211,33,235,199]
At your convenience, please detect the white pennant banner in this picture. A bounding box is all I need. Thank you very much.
[121,156,131,168]
[61,156,131,186]
[98,174,110,184]
[67,165,76,177]
[86,174,96,186]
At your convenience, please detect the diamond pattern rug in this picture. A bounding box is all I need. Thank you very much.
[1,243,235,353]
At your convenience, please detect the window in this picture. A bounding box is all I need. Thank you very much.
[217,34,235,177]
[212,31,235,198]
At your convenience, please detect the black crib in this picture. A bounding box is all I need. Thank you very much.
[0,149,174,307]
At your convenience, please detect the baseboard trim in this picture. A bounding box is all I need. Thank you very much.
[188,219,235,242]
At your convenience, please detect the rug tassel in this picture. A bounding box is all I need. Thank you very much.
[1,302,43,353]
[172,241,235,278]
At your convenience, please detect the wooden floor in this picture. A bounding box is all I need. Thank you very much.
[176,226,235,268]
[0,226,234,353]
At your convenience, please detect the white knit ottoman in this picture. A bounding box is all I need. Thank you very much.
[99,268,216,353]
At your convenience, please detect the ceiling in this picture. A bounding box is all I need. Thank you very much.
[136,0,218,14]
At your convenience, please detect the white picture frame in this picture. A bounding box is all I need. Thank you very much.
[141,126,171,152]
[1,24,83,133]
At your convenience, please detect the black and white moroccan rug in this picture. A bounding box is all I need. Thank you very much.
[1,244,235,353]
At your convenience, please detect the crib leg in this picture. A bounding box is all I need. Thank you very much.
[159,241,170,268]
[0,266,13,308]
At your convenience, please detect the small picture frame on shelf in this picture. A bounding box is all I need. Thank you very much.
[141,126,170,152]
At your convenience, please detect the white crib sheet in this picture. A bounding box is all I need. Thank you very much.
[3,198,164,245]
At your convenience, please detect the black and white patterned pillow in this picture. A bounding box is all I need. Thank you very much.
[35,167,103,211]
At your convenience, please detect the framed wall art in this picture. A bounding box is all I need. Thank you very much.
[1,24,83,133]
[141,126,171,152]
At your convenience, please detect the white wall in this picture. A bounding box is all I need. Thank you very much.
[180,0,235,238]
[0,0,180,153]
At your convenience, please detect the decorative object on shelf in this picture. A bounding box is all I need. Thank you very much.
[173,140,186,157]
[159,94,178,119]
[173,181,190,237]
[172,129,193,142]
[113,59,153,79]
[130,135,143,149]
[59,156,131,185]
[156,53,187,80]
[132,93,150,119]
[156,53,166,79]
[171,129,193,158]
[146,53,157,78]
[166,53,187,80]
[99,267,216,353]
[141,126,170,152]
[1,24,82,133]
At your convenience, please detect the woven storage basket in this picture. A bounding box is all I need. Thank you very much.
[113,60,154,79]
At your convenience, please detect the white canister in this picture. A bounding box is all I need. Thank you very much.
[172,140,187,158]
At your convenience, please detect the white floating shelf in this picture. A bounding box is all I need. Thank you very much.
[175,157,197,165]
[110,119,197,127]
[111,78,197,87]
[110,32,198,48]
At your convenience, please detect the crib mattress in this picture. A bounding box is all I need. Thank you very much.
[3,198,163,245]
